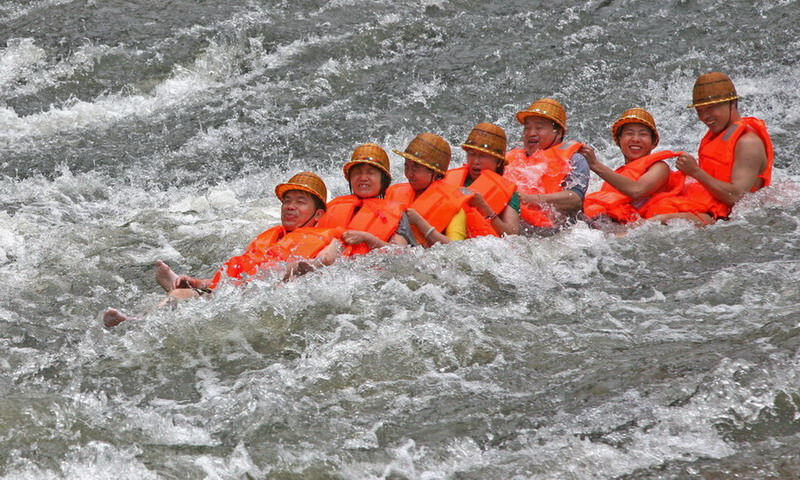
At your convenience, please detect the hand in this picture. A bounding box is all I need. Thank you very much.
[406,208,424,228]
[467,191,493,216]
[578,144,601,170]
[173,275,196,290]
[675,153,701,177]
[341,230,372,246]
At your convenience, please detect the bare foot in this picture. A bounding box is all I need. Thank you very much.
[103,308,132,328]
[154,260,179,292]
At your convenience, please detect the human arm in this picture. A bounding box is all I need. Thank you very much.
[406,208,459,247]
[467,193,519,236]
[675,132,767,206]
[282,239,342,279]
[341,230,408,249]
[580,145,671,199]
[519,189,583,211]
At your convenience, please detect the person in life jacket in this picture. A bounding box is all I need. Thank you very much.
[647,72,774,225]
[579,108,684,225]
[505,98,590,234]
[385,132,474,247]
[103,172,340,327]
[443,122,520,237]
[315,143,414,254]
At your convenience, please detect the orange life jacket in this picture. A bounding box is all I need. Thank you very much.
[316,195,405,255]
[209,225,343,289]
[505,141,583,227]
[386,181,474,244]
[583,150,683,223]
[443,166,517,238]
[646,117,774,219]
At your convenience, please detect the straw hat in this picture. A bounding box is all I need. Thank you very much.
[687,72,739,108]
[392,132,452,176]
[461,122,507,163]
[343,143,391,179]
[611,108,659,147]
[275,171,328,207]
[515,97,567,130]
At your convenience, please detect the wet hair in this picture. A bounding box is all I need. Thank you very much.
[379,172,391,198]
[495,159,506,176]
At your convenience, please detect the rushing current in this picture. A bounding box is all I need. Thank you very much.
[1,0,799,478]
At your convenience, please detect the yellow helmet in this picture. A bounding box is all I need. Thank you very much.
[611,108,659,147]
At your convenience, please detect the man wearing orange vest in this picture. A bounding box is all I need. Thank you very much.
[103,172,341,327]
[647,72,774,225]
[505,98,590,234]
[579,108,684,225]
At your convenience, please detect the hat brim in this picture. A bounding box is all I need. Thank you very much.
[392,150,446,175]
[343,160,391,180]
[275,183,327,207]
[686,95,739,109]
[460,143,508,164]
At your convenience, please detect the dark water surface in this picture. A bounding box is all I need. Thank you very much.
[1,0,799,478]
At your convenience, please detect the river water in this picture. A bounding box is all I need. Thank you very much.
[1,0,799,478]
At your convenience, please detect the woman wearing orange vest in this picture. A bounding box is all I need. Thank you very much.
[103,172,340,327]
[385,133,473,247]
[579,108,684,224]
[316,143,413,254]
[443,122,520,237]
[647,72,774,225]
[505,98,589,233]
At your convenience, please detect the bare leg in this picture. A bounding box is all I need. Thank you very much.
[154,260,179,292]
[156,288,200,309]
[103,308,139,327]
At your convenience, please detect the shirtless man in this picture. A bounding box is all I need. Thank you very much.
[648,72,774,225]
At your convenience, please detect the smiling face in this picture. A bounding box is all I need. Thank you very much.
[695,101,734,135]
[404,159,436,193]
[466,150,501,181]
[618,123,655,162]
[522,116,561,155]
[280,190,324,232]
[348,163,384,198]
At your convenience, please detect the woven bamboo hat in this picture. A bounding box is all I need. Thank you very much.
[275,171,328,207]
[611,108,659,147]
[461,122,507,163]
[392,132,452,175]
[344,143,391,180]
[515,97,567,130]
[687,72,739,108]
